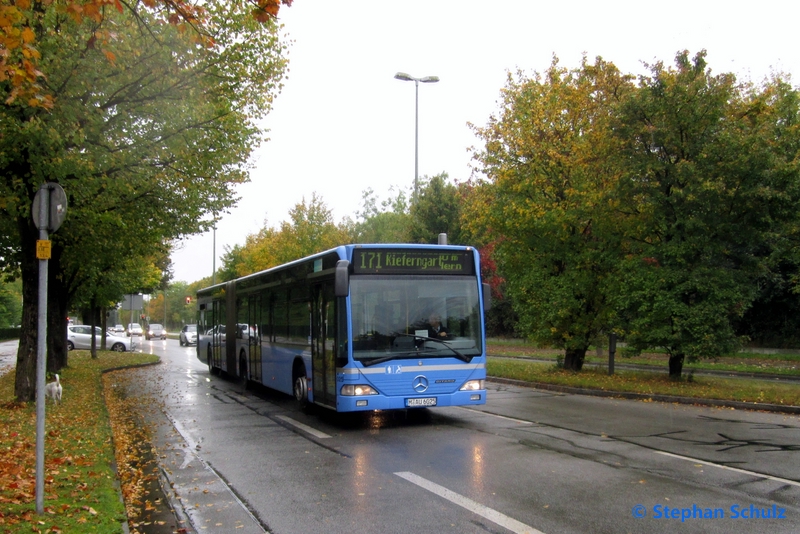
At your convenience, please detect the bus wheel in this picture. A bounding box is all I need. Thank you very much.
[293,374,308,404]
[239,353,248,389]
[207,347,217,375]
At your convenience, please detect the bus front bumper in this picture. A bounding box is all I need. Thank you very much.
[336,389,486,412]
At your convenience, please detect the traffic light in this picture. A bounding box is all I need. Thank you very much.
[185,296,191,304]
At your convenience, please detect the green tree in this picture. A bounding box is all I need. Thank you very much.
[469,57,633,370]
[0,279,22,328]
[1,2,287,400]
[737,259,800,347]
[351,187,411,243]
[221,194,351,277]
[409,173,466,244]
[278,193,351,262]
[145,281,198,331]
[613,51,800,376]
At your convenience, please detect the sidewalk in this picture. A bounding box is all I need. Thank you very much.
[109,362,266,534]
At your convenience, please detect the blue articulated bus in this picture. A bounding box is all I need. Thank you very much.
[196,243,489,412]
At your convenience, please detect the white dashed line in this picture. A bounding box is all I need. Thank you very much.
[655,451,800,487]
[394,471,545,534]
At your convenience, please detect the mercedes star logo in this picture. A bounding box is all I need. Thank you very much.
[412,375,429,393]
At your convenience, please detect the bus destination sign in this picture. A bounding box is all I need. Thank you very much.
[352,248,474,275]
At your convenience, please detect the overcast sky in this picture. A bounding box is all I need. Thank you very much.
[170,0,800,284]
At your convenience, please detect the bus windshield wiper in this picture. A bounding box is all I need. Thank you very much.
[392,333,472,363]
[358,334,474,367]
[360,352,428,367]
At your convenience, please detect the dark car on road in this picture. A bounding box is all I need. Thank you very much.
[146,323,166,340]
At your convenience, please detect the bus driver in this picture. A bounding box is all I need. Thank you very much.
[427,313,449,339]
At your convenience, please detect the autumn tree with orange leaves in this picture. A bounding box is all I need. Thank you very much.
[0,0,292,107]
[467,57,633,371]
[1,0,291,401]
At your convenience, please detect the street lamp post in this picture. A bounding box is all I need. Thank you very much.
[212,223,216,286]
[211,211,217,287]
[394,72,439,202]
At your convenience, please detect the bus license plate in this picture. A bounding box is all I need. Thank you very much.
[407,397,437,407]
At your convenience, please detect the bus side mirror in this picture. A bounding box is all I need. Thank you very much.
[482,283,492,311]
[335,260,350,297]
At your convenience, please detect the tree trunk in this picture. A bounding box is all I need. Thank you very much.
[563,347,587,371]
[15,208,70,401]
[100,306,108,350]
[47,298,69,371]
[90,298,98,359]
[668,353,685,379]
[47,250,69,371]
[15,215,40,402]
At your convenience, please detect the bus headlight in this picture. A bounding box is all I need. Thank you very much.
[340,384,378,396]
[459,380,484,391]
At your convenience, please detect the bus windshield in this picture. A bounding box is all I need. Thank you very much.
[349,275,483,363]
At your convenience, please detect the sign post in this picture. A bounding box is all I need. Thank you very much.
[122,294,143,350]
[32,183,67,515]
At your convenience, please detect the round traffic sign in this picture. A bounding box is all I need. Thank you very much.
[32,183,68,232]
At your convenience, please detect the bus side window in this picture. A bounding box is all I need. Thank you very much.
[237,296,248,339]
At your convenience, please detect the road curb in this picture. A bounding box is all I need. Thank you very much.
[487,376,800,415]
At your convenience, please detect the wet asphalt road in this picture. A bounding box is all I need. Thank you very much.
[0,340,16,376]
[124,339,800,534]
[4,339,800,533]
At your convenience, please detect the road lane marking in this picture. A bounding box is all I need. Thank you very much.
[655,451,800,487]
[275,415,332,439]
[394,471,545,534]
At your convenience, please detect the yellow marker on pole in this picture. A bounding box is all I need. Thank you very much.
[36,240,51,260]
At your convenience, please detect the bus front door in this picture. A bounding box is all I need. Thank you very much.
[312,282,337,408]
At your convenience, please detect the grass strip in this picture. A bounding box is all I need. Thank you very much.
[487,342,800,377]
[488,358,800,407]
[0,350,158,533]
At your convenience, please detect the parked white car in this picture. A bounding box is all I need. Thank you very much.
[67,325,131,352]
